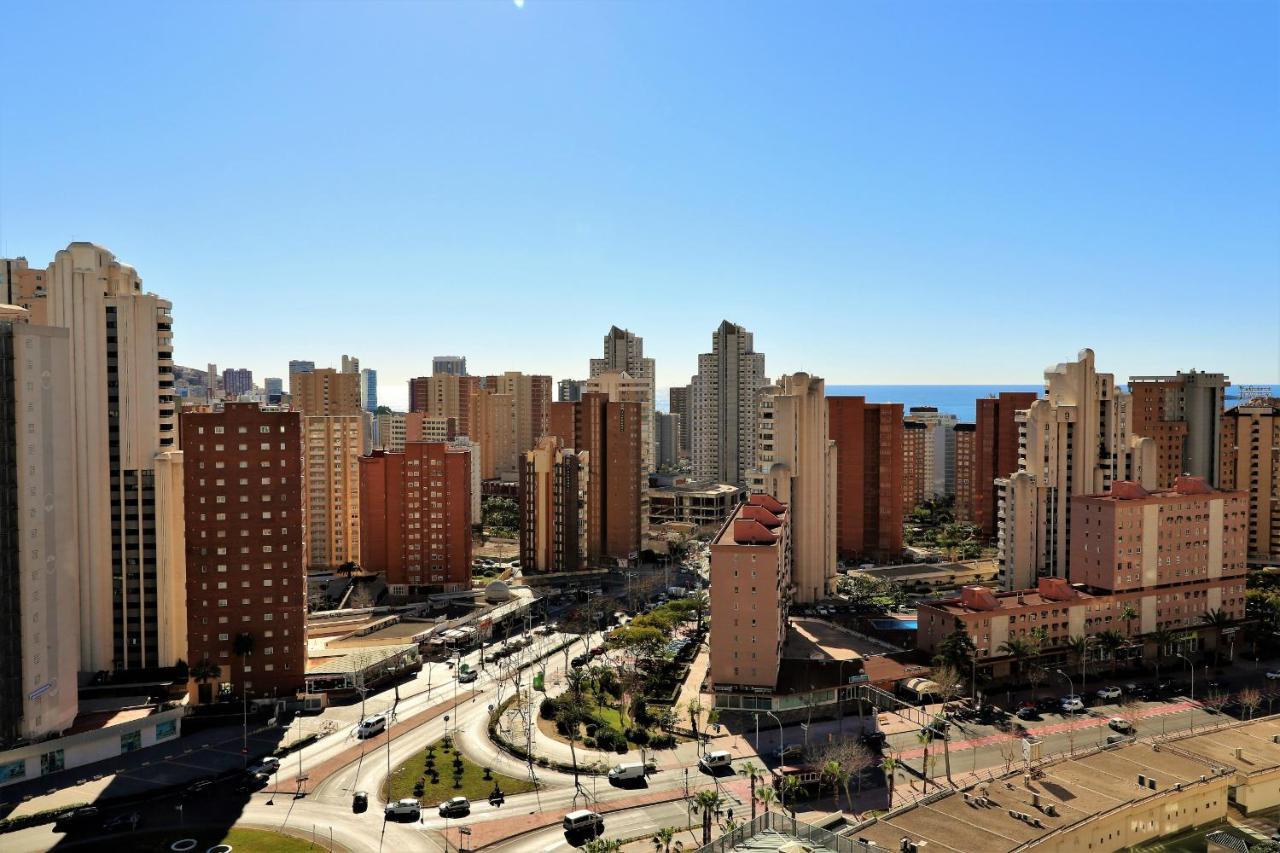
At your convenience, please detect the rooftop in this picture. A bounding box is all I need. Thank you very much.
[1168,716,1280,776]
[1078,475,1234,503]
[923,577,1092,615]
[305,643,418,676]
[713,495,788,547]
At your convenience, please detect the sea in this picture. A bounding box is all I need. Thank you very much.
[659,384,1280,423]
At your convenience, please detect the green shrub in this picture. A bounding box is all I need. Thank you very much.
[626,727,650,745]
[583,737,597,749]
[539,697,559,720]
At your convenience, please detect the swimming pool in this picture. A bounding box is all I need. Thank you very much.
[871,619,917,630]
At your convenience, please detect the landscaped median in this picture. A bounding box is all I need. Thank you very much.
[382,735,537,804]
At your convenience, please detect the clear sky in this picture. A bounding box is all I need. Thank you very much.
[2,1,1276,410]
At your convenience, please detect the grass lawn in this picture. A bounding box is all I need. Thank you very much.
[77,827,329,852]
[382,737,538,804]
[594,703,625,731]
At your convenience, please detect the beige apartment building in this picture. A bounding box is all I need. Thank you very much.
[586,369,655,478]
[709,494,791,691]
[517,436,587,574]
[484,371,552,466]
[304,415,362,568]
[375,410,407,451]
[0,307,80,742]
[904,406,957,498]
[289,367,360,416]
[1220,398,1279,561]
[589,326,656,472]
[954,423,976,523]
[748,373,836,604]
[406,412,457,443]
[0,257,50,324]
[38,243,186,673]
[692,320,768,488]
[412,373,482,436]
[1129,370,1229,488]
[472,388,516,480]
[997,348,1157,590]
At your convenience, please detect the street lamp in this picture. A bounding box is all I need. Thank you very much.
[765,711,785,812]
[1175,653,1195,703]
[971,649,987,706]
[1055,669,1074,702]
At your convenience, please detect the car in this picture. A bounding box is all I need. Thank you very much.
[55,806,100,827]
[1060,695,1085,713]
[1122,682,1140,693]
[589,646,606,657]
[458,670,478,684]
[247,756,281,776]
[1015,702,1038,720]
[385,798,421,818]
[352,791,369,813]
[1034,697,1059,713]
[357,714,388,738]
[859,731,887,750]
[1265,670,1280,680]
[1205,680,1226,693]
[102,812,142,832]
[1108,717,1134,733]
[438,796,471,817]
[571,654,589,667]
[1096,686,1122,701]
[1105,735,1126,745]
[772,744,805,761]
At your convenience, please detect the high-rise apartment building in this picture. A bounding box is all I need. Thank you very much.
[288,360,314,376]
[590,326,656,468]
[375,410,408,452]
[692,320,768,488]
[180,403,305,703]
[1129,371,1229,489]
[406,413,457,443]
[749,373,836,603]
[904,407,957,498]
[290,367,360,416]
[586,369,654,495]
[359,442,473,592]
[1220,399,1279,561]
[548,393,641,564]
[472,388,516,480]
[412,373,482,436]
[432,355,467,376]
[0,307,78,743]
[359,368,378,413]
[669,384,691,456]
[902,421,927,514]
[558,378,586,403]
[264,377,284,402]
[221,368,253,398]
[518,436,587,574]
[709,494,790,691]
[30,243,186,673]
[657,412,681,470]
[971,392,1038,538]
[304,414,362,568]
[827,397,904,562]
[341,354,359,374]
[954,424,976,524]
[484,371,552,462]
[0,257,50,324]
[997,349,1157,590]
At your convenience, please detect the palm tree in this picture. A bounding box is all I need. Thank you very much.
[930,714,953,785]
[1200,608,1231,666]
[997,637,1036,684]
[190,658,222,704]
[692,789,722,845]
[556,702,584,798]
[1120,604,1139,641]
[738,760,763,820]
[822,760,842,809]
[1146,627,1178,683]
[880,754,899,809]
[780,775,802,818]
[1065,635,1090,683]
[756,784,777,815]
[1096,630,1126,674]
[652,826,682,853]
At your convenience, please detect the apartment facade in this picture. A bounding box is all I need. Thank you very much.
[997,349,1157,590]
[921,476,1248,674]
[691,320,768,488]
[954,423,976,524]
[359,442,473,592]
[38,243,185,673]
[547,393,641,564]
[290,368,360,416]
[904,406,957,498]
[972,391,1038,537]
[558,378,585,403]
[0,309,79,742]
[376,410,408,452]
[586,369,655,478]
[287,360,314,376]
[432,355,466,376]
[410,373,482,438]
[1129,371,1229,488]
[1220,399,1279,561]
[406,412,457,443]
[709,494,791,691]
[656,411,681,470]
[902,421,927,514]
[180,403,305,703]
[669,384,691,456]
[827,397,904,562]
[303,415,362,568]
[589,326,656,471]
[0,257,50,324]
[748,373,836,604]
[359,368,378,413]
[517,436,587,574]
[221,368,253,398]
[483,371,552,464]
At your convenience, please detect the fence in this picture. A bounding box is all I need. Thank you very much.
[693,812,894,853]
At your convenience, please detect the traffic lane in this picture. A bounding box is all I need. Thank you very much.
[484,798,700,852]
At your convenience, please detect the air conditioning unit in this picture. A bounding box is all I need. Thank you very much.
[1032,818,1044,828]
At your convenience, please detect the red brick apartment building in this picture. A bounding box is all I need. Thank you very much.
[359,442,473,592]
[972,391,1038,537]
[181,403,305,703]
[827,397,903,562]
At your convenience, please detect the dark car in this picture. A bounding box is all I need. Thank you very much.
[571,654,589,667]
[352,791,369,813]
[859,731,886,750]
[1036,697,1060,713]
[438,796,471,818]
[102,812,142,832]
[54,807,100,829]
[458,670,478,684]
[1016,702,1038,720]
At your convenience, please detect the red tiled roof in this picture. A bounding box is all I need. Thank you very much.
[732,518,778,545]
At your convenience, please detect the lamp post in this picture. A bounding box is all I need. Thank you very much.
[1055,669,1074,703]
[1174,653,1195,703]
[971,649,987,706]
[766,711,785,812]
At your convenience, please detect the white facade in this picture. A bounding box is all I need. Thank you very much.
[904,408,958,498]
[691,320,768,488]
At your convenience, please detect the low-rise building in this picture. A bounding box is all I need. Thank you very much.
[647,480,741,528]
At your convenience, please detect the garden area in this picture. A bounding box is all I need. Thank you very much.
[538,666,681,753]
[382,735,537,804]
[902,496,985,560]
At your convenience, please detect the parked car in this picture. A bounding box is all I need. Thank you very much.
[247,756,281,776]
[1108,717,1134,733]
[1016,702,1038,720]
[352,791,368,813]
[1096,686,1122,701]
[590,646,606,657]
[699,750,733,771]
[1035,697,1060,713]
[1265,670,1280,681]
[608,762,647,782]
[385,798,421,818]
[438,796,471,817]
[859,731,887,750]
[102,812,142,832]
[459,670,478,684]
[1060,695,1085,713]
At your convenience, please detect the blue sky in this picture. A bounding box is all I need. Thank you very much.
[2,1,1276,410]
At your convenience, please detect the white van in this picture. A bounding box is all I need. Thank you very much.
[356,715,387,738]
[563,809,603,833]
[608,762,646,782]
[699,750,732,771]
